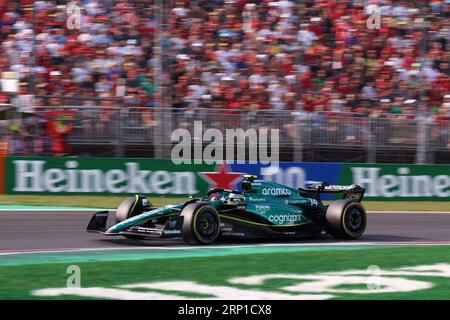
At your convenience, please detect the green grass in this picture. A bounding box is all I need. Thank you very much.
[0,245,449,299]
[0,195,188,208]
[0,195,448,211]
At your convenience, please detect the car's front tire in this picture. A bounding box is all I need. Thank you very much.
[181,203,221,245]
[325,200,366,240]
[115,195,151,240]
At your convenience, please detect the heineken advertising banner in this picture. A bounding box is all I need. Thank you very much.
[229,162,450,201]
[0,156,5,194]
[338,164,450,201]
[5,157,215,196]
[3,157,450,200]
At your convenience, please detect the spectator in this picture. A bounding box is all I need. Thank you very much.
[0,0,448,156]
[167,0,448,116]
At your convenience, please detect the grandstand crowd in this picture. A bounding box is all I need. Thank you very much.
[0,0,449,155]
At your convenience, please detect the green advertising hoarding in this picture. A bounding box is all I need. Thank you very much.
[4,157,450,200]
[5,157,215,196]
[339,163,450,201]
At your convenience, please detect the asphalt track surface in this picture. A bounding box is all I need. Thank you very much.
[1,210,450,252]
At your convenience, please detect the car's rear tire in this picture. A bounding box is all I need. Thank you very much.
[181,203,220,245]
[325,200,366,240]
[115,195,152,240]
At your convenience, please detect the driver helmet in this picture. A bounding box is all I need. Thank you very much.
[210,192,221,201]
[227,192,245,204]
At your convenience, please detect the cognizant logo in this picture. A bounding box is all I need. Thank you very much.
[269,215,302,224]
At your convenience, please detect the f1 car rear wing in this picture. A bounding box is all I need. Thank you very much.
[299,182,365,202]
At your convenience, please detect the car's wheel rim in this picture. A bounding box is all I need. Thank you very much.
[345,207,364,232]
[196,211,217,239]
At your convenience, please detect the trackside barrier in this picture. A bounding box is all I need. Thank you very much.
[4,157,450,200]
[0,157,5,194]
[7,106,447,163]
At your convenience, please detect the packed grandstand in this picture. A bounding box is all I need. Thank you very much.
[0,0,449,158]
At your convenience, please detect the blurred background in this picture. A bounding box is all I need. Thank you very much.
[0,0,449,163]
[0,3,450,301]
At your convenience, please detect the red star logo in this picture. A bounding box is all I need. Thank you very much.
[200,164,244,190]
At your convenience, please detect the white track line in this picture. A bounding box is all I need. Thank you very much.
[0,243,356,255]
[1,241,450,256]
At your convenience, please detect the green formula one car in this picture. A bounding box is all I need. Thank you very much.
[87,175,367,244]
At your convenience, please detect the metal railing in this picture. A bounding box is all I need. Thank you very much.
[2,105,450,163]
[300,113,423,149]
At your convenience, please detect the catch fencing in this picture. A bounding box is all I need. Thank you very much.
[3,105,450,163]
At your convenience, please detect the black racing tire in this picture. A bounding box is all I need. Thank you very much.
[181,203,221,245]
[115,195,151,240]
[325,200,367,240]
[115,195,151,223]
[115,197,138,223]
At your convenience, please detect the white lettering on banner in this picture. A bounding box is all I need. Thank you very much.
[351,167,379,197]
[261,167,323,190]
[434,176,450,197]
[151,171,172,194]
[80,170,104,192]
[13,160,45,192]
[12,160,199,195]
[32,263,450,300]
[125,162,150,193]
[173,172,198,195]
[105,169,127,193]
[351,167,450,198]
[66,161,80,192]
[379,175,397,197]
[262,166,305,187]
[411,176,430,197]
[44,169,66,193]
